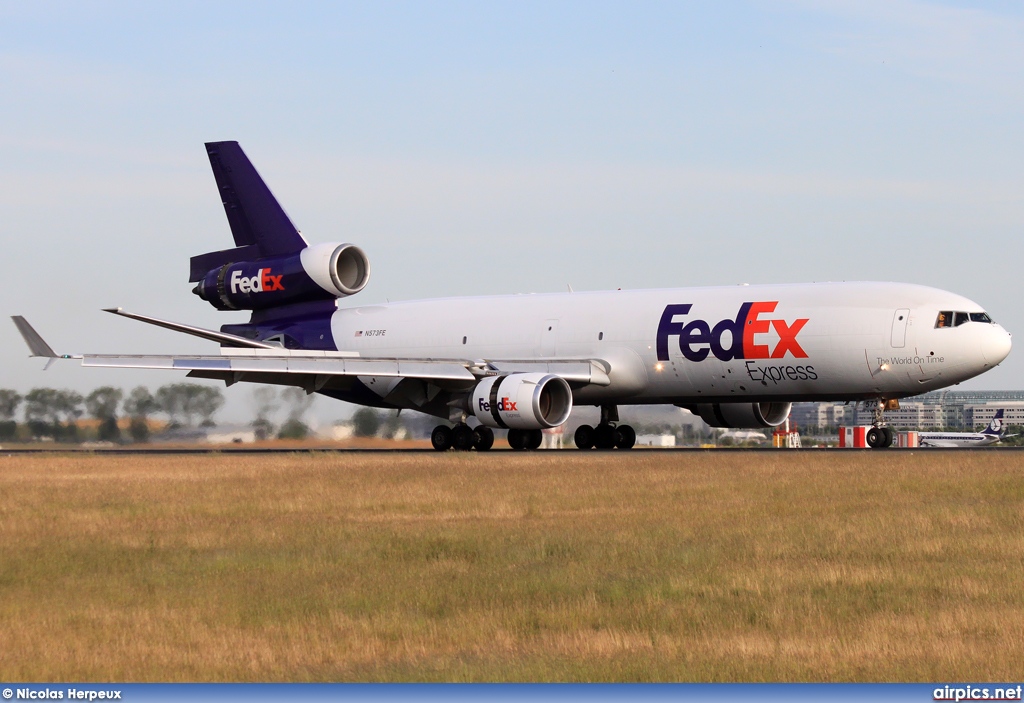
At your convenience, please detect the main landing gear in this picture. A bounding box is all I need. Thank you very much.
[865,399,895,449]
[573,405,637,450]
[431,405,639,452]
[431,424,494,452]
[429,424,549,451]
[506,429,543,450]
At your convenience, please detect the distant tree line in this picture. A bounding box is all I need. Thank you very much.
[245,387,411,442]
[0,383,224,443]
[350,407,405,438]
[250,386,317,440]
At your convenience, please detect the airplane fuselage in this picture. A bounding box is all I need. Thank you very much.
[328,281,1010,407]
[918,434,1002,448]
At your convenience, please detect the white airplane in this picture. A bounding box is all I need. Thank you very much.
[11,142,1013,451]
[918,409,1013,448]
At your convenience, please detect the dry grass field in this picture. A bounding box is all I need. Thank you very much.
[1,449,1022,682]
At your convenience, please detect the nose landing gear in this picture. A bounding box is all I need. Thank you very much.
[865,425,894,449]
[866,399,895,449]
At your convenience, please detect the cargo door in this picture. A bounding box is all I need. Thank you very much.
[540,319,559,356]
[890,309,910,348]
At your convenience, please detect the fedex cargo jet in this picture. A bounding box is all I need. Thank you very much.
[12,142,1012,451]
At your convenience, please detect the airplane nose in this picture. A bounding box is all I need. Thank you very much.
[983,326,1012,365]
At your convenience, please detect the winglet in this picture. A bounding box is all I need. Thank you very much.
[11,316,58,358]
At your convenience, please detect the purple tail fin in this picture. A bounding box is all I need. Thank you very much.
[190,141,308,281]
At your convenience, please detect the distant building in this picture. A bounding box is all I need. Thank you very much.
[541,426,564,449]
[718,429,767,443]
[864,402,945,429]
[963,403,1024,428]
[793,391,1024,431]
[916,390,1024,428]
[205,427,256,444]
[790,402,849,429]
[636,434,676,447]
[158,425,256,443]
[326,424,355,441]
[320,423,410,441]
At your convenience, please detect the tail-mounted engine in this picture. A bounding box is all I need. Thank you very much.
[471,373,573,430]
[192,242,369,311]
[683,402,792,429]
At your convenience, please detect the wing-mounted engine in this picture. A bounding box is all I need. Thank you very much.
[471,373,573,430]
[192,242,370,311]
[684,402,792,429]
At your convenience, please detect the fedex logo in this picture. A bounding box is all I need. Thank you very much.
[229,268,285,295]
[478,397,518,413]
[656,302,809,362]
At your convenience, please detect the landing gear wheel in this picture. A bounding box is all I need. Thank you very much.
[594,423,617,449]
[574,424,595,450]
[452,424,475,451]
[866,426,887,449]
[507,429,526,450]
[524,429,543,450]
[615,424,637,449]
[472,426,494,451]
[431,425,453,451]
[881,426,894,448]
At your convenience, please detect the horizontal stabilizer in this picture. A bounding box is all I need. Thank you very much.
[204,141,308,258]
[11,316,58,358]
[103,308,277,349]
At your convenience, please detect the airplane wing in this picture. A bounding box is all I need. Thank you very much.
[11,316,612,393]
[79,350,610,387]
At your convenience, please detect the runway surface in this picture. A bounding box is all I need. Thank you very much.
[2,445,1022,454]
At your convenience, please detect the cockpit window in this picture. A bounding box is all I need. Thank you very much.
[937,310,994,328]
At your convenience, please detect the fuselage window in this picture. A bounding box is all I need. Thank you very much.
[954,312,970,327]
[935,311,953,328]
[970,312,993,324]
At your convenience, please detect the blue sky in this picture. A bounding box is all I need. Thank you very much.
[2,1,1022,424]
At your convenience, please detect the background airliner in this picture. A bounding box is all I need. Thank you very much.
[918,410,1012,448]
[13,142,1013,451]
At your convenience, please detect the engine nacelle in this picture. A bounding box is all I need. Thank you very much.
[688,402,792,429]
[193,242,370,311]
[471,373,573,430]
